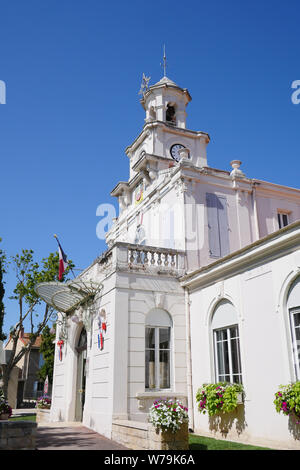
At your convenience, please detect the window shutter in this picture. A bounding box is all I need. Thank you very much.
[217,195,230,257]
[206,193,230,258]
[206,193,221,257]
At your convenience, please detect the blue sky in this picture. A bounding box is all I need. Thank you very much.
[1,0,299,335]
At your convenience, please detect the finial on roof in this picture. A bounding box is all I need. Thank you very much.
[230,160,245,178]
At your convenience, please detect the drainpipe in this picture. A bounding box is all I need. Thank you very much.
[184,287,194,431]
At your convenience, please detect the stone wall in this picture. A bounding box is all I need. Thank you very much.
[112,419,189,450]
[0,420,37,450]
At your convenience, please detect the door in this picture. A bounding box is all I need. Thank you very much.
[75,328,87,422]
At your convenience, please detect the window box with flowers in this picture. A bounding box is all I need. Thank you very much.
[274,382,300,424]
[196,382,244,416]
[148,399,189,450]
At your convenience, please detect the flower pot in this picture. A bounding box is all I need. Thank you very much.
[0,414,9,420]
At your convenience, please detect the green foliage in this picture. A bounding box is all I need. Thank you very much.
[196,382,244,416]
[274,382,300,422]
[10,249,74,306]
[37,325,56,383]
[0,238,6,341]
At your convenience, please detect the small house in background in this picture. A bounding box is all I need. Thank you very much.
[3,329,46,408]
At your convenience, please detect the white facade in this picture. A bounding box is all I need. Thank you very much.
[48,74,300,449]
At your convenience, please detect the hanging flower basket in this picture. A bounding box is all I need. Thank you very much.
[196,382,244,416]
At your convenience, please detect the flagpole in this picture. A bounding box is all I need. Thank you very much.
[53,234,76,279]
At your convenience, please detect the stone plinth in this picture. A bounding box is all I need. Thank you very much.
[149,423,189,450]
[112,419,189,450]
[36,408,51,424]
[0,420,37,450]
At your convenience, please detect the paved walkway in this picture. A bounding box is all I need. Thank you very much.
[36,421,128,450]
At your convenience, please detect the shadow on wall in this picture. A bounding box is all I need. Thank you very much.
[288,415,300,441]
[208,406,247,438]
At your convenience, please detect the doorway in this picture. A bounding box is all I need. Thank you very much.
[75,327,87,422]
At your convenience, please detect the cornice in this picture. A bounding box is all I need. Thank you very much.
[180,220,300,290]
[125,121,210,156]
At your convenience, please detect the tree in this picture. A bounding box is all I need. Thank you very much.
[1,249,74,399]
[0,238,6,341]
[37,325,56,384]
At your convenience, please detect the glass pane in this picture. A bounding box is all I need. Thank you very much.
[293,313,300,328]
[216,329,227,342]
[159,350,170,389]
[232,374,242,384]
[159,328,170,350]
[282,213,288,227]
[295,327,300,341]
[145,349,155,389]
[229,326,238,339]
[231,338,242,375]
[216,337,229,376]
[145,327,155,349]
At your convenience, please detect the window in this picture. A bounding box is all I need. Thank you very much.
[287,277,300,379]
[290,308,300,380]
[145,309,172,390]
[211,300,242,384]
[277,212,289,229]
[166,103,176,125]
[39,353,45,368]
[213,325,242,384]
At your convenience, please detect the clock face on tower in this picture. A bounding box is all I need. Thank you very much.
[170,143,186,162]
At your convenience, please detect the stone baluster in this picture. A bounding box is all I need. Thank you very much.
[136,250,141,264]
[170,253,176,268]
[150,251,156,265]
[129,249,135,264]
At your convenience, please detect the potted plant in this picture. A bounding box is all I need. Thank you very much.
[148,399,189,450]
[0,390,12,420]
[196,382,244,416]
[36,395,51,409]
[274,382,300,423]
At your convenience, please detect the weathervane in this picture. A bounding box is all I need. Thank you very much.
[161,44,167,77]
[138,73,151,97]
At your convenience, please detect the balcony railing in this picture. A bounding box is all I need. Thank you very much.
[97,242,186,276]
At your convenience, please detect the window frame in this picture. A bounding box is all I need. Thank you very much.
[277,211,290,229]
[213,323,243,384]
[145,325,172,391]
[289,307,300,380]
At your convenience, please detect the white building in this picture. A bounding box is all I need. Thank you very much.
[36,74,300,449]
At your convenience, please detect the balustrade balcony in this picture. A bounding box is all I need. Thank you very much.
[97,242,186,277]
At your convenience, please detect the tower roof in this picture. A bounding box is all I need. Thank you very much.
[152,75,179,87]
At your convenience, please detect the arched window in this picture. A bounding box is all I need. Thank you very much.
[211,300,242,384]
[287,276,300,380]
[166,103,176,125]
[145,309,172,390]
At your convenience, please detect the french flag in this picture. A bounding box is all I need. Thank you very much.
[54,235,68,281]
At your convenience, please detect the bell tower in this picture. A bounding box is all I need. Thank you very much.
[140,75,192,129]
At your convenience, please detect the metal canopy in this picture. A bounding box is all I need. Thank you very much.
[35,279,101,314]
